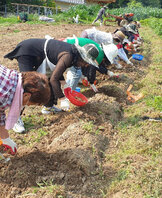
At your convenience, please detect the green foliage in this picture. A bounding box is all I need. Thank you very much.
[0,5,162,26]
[107,0,161,8]
[137,0,161,8]
[108,7,162,21]
[107,0,129,8]
[35,181,65,196]
[13,29,20,33]
[117,169,130,181]
[105,27,161,197]
[53,5,162,24]
[140,17,162,36]
[46,0,55,7]
[82,121,94,133]
[127,0,143,8]
[3,0,162,9]
[54,4,101,23]
[145,95,162,110]
[0,15,18,26]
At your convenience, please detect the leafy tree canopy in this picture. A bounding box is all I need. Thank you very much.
[1,0,162,8]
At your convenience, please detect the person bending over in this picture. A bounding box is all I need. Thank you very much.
[0,64,50,155]
[4,38,99,132]
[64,37,118,92]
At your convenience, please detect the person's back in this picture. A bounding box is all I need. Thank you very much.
[98,7,106,16]
[81,28,113,45]
[65,37,104,65]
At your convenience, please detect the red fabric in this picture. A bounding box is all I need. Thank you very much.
[2,144,17,155]
[134,34,139,40]
[58,38,66,41]
[116,43,123,49]
[125,44,132,51]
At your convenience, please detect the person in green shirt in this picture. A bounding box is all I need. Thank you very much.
[65,37,104,65]
[64,36,118,91]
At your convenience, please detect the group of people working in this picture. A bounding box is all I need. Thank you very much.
[0,17,142,155]
[92,5,135,27]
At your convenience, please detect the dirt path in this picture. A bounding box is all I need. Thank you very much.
[0,23,148,198]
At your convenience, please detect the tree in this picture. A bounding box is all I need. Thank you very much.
[127,0,143,8]
[136,0,161,8]
[45,0,55,7]
[108,0,129,8]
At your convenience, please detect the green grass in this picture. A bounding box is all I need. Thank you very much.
[0,14,56,27]
[145,95,162,111]
[0,16,18,26]
[1,5,161,27]
[108,7,162,21]
[32,182,65,197]
[82,121,94,133]
[141,17,162,36]
[105,27,162,197]
[23,114,46,130]
[11,114,48,146]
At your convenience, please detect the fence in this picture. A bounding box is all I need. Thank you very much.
[0,3,59,17]
[0,1,86,17]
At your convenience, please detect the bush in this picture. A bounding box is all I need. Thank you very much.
[127,0,143,8]
[140,17,162,36]
[108,7,162,21]
[53,4,101,23]
[0,15,18,25]
[1,5,162,26]
[53,5,162,24]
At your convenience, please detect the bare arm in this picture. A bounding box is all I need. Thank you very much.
[50,52,73,99]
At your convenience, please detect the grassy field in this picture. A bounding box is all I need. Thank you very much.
[0,14,161,197]
[104,27,162,198]
[1,5,162,25]
[12,26,161,198]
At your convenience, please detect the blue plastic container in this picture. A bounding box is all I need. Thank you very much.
[75,87,81,92]
[132,54,144,61]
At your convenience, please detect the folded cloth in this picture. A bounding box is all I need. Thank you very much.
[5,74,23,130]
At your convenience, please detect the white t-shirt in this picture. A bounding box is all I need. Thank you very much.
[85,27,113,45]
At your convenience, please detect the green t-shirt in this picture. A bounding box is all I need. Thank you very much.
[66,37,104,64]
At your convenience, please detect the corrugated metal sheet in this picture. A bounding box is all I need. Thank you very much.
[86,0,116,2]
[55,0,116,4]
[55,0,84,4]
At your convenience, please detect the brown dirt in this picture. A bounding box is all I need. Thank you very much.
[0,23,148,198]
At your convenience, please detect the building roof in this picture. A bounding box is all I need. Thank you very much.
[55,0,116,4]
[86,0,116,3]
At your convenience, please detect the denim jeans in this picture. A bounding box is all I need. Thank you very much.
[66,66,82,90]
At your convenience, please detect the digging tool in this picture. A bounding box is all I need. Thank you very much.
[104,13,123,26]
[127,84,144,103]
